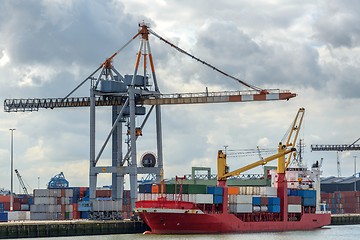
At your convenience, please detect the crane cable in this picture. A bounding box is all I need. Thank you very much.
[148,28,264,92]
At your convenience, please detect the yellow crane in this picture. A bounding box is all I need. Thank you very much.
[216,108,305,221]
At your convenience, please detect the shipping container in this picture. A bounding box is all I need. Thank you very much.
[213,195,223,204]
[229,195,252,204]
[0,212,8,222]
[252,196,261,206]
[229,203,252,213]
[207,186,223,195]
[268,205,280,213]
[268,197,280,205]
[228,187,239,195]
[288,204,302,213]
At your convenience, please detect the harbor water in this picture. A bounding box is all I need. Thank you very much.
[12,224,360,240]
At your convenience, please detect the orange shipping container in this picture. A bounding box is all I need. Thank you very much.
[228,187,239,195]
[152,184,160,194]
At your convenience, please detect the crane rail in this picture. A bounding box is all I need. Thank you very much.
[4,89,296,112]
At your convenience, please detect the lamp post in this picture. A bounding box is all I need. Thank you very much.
[9,128,15,212]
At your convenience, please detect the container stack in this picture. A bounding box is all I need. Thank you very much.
[0,195,31,212]
[30,189,74,220]
[321,191,360,214]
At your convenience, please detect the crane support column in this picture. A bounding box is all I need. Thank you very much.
[89,87,97,200]
[112,106,124,203]
[129,87,138,210]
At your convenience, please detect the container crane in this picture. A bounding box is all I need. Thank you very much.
[311,138,360,177]
[3,23,297,212]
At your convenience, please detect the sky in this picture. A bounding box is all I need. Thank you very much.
[0,0,359,192]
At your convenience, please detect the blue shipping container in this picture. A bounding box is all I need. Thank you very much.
[298,190,316,198]
[213,195,223,204]
[252,197,261,206]
[268,205,280,213]
[302,197,316,207]
[289,189,298,196]
[0,203,4,213]
[139,184,152,193]
[207,186,223,195]
[80,211,90,219]
[0,212,8,222]
[268,197,280,205]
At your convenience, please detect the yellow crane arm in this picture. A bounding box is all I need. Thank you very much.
[217,144,296,181]
[284,108,305,168]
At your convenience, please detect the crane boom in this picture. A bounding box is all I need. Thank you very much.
[14,169,29,195]
[4,89,296,112]
[284,108,305,168]
[217,144,296,181]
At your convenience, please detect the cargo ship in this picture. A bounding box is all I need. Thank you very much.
[135,170,331,234]
[135,108,331,234]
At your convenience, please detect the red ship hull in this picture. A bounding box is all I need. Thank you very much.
[135,200,331,234]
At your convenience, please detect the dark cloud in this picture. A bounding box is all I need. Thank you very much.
[313,1,360,48]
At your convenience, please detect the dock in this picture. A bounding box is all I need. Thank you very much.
[331,214,360,225]
[0,220,149,239]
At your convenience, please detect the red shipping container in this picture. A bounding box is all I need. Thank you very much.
[288,196,302,204]
[96,190,111,198]
[0,196,10,203]
[260,197,268,205]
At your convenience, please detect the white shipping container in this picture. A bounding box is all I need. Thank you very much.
[137,193,144,201]
[288,204,302,213]
[260,187,277,197]
[166,194,174,200]
[151,194,159,200]
[229,195,253,204]
[65,189,74,197]
[92,200,122,212]
[34,189,50,197]
[8,211,29,221]
[61,197,72,205]
[34,196,58,205]
[66,205,73,212]
[30,212,61,220]
[144,193,152,200]
[189,194,213,204]
[48,189,61,197]
[235,203,253,213]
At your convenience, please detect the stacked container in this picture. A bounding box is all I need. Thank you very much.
[30,189,74,220]
[321,191,360,214]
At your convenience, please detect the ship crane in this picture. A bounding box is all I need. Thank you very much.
[311,138,360,177]
[3,23,297,211]
[217,108,305,221]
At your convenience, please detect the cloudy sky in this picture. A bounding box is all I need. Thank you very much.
[0,0,359,192]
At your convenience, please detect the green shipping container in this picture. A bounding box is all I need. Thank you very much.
[165,184,207,194]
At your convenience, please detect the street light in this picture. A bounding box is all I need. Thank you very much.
[9,128,15,212]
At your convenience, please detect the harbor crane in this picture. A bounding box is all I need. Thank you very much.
[311,138,360,177]
[14,169,29,195]
[4,23,297,212]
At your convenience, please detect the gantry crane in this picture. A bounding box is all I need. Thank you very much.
[311,138,360,177]
[4,23,297,212]
[217,108,304,221]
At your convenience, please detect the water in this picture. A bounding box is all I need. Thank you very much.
[12,225,360,240]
